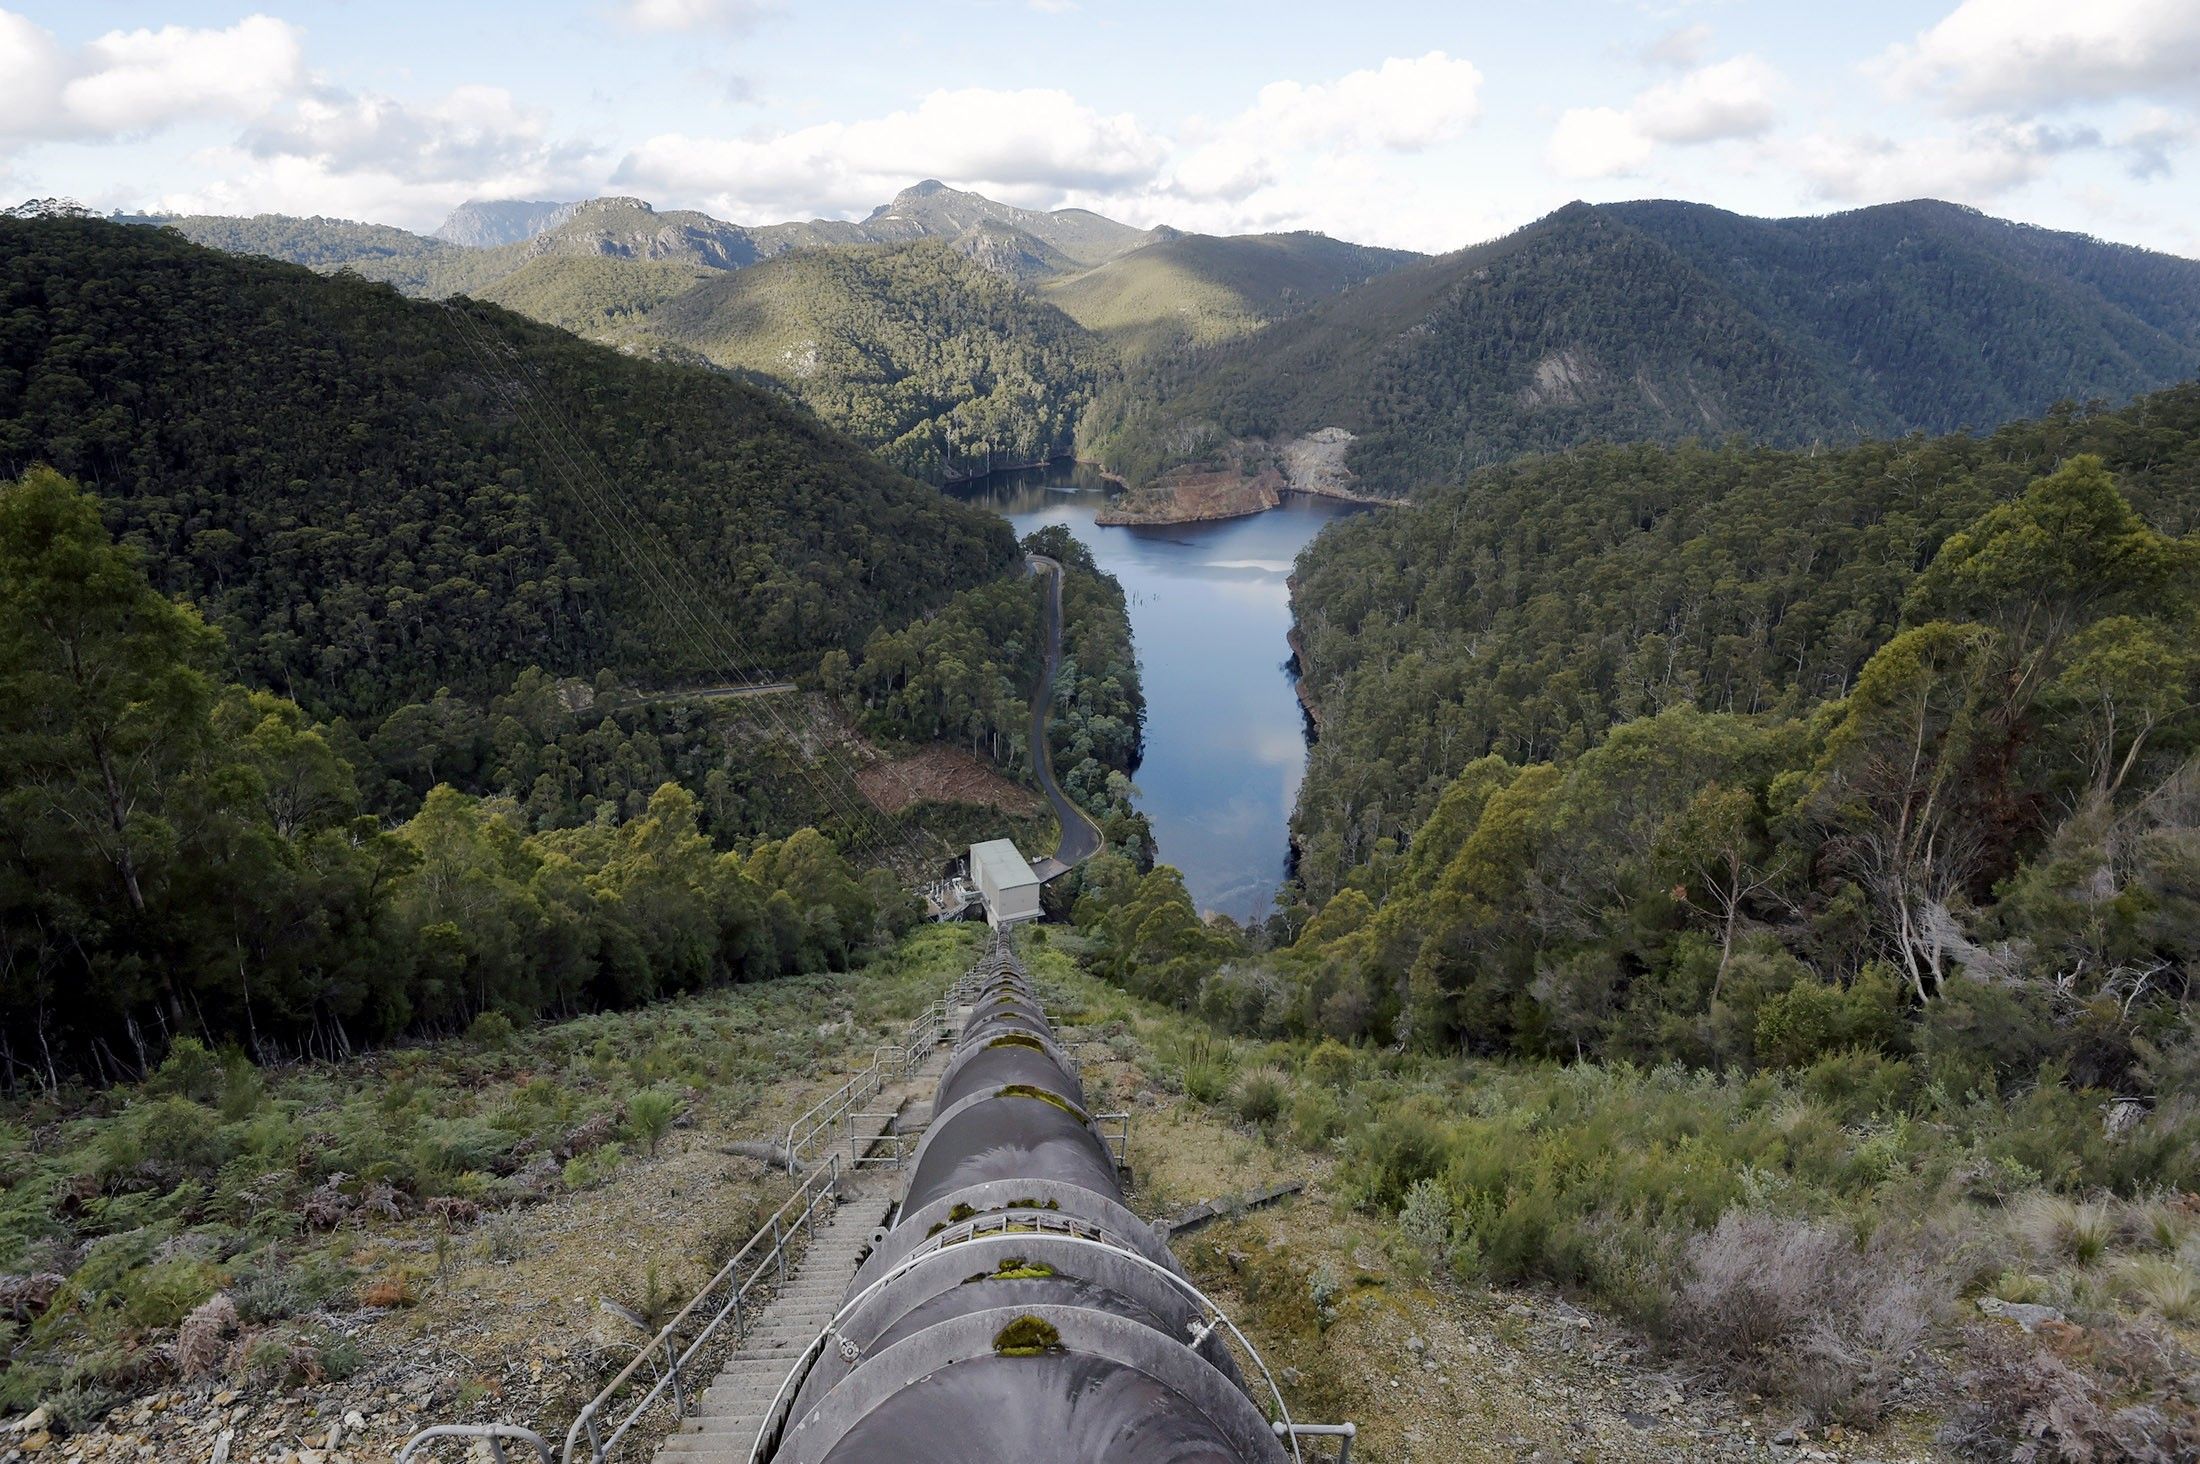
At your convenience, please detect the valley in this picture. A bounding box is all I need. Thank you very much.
[4,152,2199,1464]
[953,462,1362,922]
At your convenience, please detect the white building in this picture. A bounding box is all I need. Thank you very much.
[969,840,1043,928]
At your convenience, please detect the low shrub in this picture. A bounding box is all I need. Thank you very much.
[1670,1209,1937,1425]
[1942,1322,2200,1462]
[2011,1194,2117,1268]
[1396,1178,1453,1275]
[358,1269,416,1309]
[175,1293,237,1379]
[1288,1088,1343,1150]
[1230,1066,1290,1128]
[2114,1255,2198,1323]
[1338,1097,1449,1210]
[624,1088,683,1159]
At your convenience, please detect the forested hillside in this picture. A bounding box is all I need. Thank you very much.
[1092,201,2200,496]
[1611,199,2200,432]
[0,467,918,1081]
[1044,230,1417,360]
[1288,384,2200,895]
[636,241,1103,482]
[0,217,1016,718]
[1066,394,2200,1454]
[119,211,455,270]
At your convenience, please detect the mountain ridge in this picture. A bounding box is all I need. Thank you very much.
[1085,196,2200,501]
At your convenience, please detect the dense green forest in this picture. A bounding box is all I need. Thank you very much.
[1288,383,2200,895]
[0,469,915,1086]
[1089,200,2200,496]
[0,218,1017,721]
[634,241,1104,483]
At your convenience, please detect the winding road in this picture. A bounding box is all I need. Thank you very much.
[1026,553,1104,880]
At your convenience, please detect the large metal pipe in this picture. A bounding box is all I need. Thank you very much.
[758,938,1290,1464]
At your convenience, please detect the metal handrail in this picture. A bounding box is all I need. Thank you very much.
[782,976,978,1172]
[1276,1422,1357,1463]
[783,1047,901,1171]
[846,1111,921,1168]
[1093,1110,1131,1167]
[745,1229,1308,1464]
[398,1423,554,1464]
[561,1155,846,1464]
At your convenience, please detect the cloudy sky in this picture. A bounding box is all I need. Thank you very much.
[3,0,2196,256]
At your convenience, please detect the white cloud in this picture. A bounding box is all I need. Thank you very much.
[243,84,593,185]
[617,87,1167,218]
[0,11,67,142]
[0,10,303,146]
[616,0,775,33]
[1547,107,1653,180]
[1879,0,2200,113]
[1164,52,1481,204]
[1633,56,1779,144]
[2115,107,2193,179]
[165,85,600,229]
[614,56,1489,245]
[1642,24,1713,70]
[1547,54,1780,179]
[1232,52,1482,154]
[1789,122,2058,203]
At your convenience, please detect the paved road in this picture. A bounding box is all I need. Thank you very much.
[1026,554,1103,878]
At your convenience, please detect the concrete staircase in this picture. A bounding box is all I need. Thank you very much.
[650,1037,958,1464]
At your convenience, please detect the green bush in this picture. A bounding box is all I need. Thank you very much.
[1397,1178,1453,1274]
[1340,1097,1451,1210]
[1288,1088,1343,1150]
[625,1088,683,1159]
[1754,967,1904,1070]
[118,1258,222,1331]
[144,1039,223,1105]
[1301,1039,1356,1090]
[1231,1066,1290,1128]
[98,1096,231,1184]
[1802,1049,1918,1123]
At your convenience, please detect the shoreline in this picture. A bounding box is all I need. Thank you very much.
[951,450,1384,528]
[1285,623,1324,736]
[1094,476,1388,528]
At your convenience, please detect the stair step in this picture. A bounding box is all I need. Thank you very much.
[654,1044,950,1464]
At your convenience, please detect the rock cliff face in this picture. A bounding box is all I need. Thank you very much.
[951,220,1076,282]
[515,197,761,269]
[1286,623,1324,734]
[431,198,581,247]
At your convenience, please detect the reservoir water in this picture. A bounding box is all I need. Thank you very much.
[951,461,1363,924]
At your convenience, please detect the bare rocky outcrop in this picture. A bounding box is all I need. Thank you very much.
[1519,348,1596,409]
[1096,426,1377,525]
[1277,427,1361,498]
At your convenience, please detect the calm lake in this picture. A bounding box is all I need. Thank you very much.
[951,461,1363,923]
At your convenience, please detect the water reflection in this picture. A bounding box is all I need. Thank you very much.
[949,461,1363,923]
